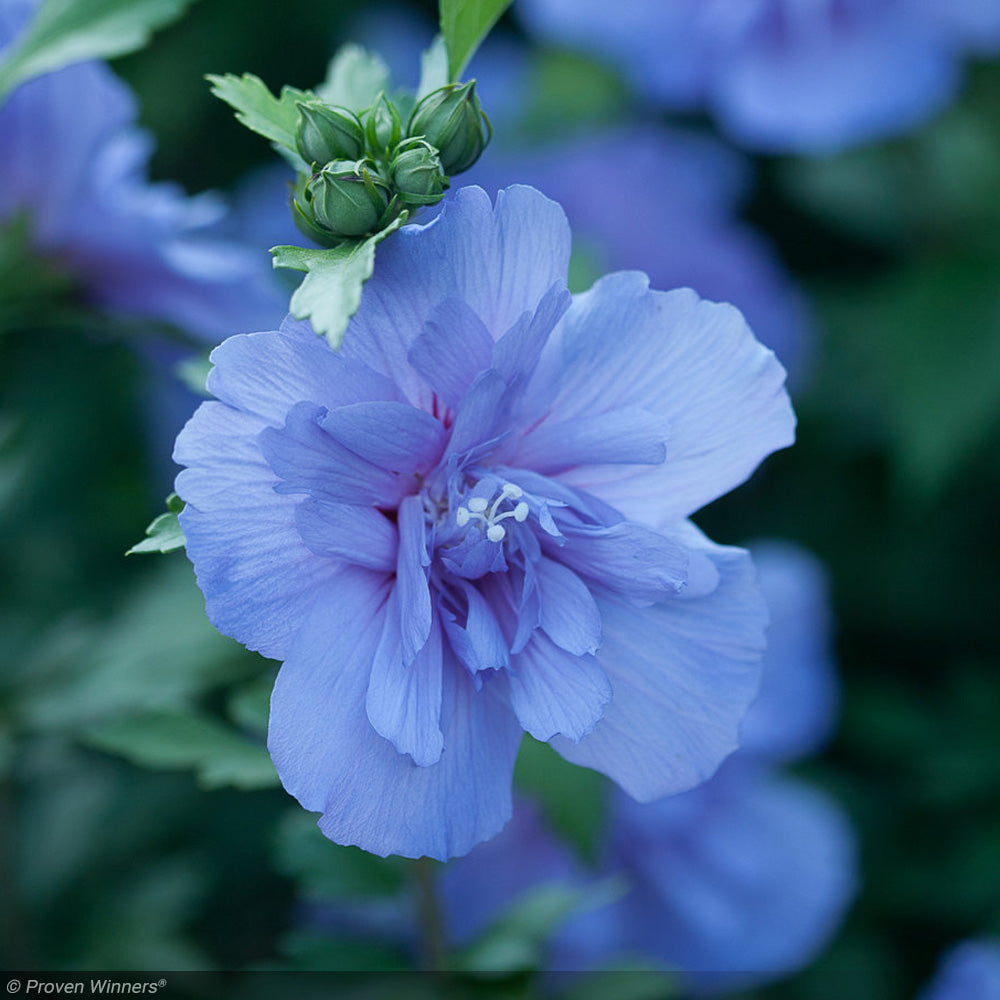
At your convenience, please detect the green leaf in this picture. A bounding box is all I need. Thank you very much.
[416,34,449,101]
[0,213,79,333]
[439,0,513,80]
[174,353,211,397]
[84,710,279,790]
[453,878,625,974]
[514,737,608,864]
[315,43,390,111]
[818,252,1000,502]
[19,558,252,732]
[274,810,408,900]
[206,72,313,166]
[127,492,185,554]
[271,213,407,348]
[560,967,681,1000]
[0,0,195,102]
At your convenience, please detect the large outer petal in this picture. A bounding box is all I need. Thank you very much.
[174,401,342,661]
[207,328,399,425]
[550,537,765,799]
[341,185,571,409]
[174,328,404,658]
[268,569,524,861]
[528,274,794,525]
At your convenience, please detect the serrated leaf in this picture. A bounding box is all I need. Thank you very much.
[315,43,390,110]
[84,710,279,790]
[0,0,194,101]
[440,0,513,81]
[416,35,449,101]
[127,492,185,554]
[206,72,312,167]
[271,213,407,348]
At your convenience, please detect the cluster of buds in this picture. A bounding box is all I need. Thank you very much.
[292,82,491,246]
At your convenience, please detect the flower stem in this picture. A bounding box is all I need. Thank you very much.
[413,856,447,972]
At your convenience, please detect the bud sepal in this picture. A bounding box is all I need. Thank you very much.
[406,80,492,175]
[295,101,365,166]
[363,92,403,161]
[390,138,449,206]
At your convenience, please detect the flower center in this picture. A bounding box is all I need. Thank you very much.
[455,482,529,543]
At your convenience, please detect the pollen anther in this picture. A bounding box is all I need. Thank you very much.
[456,481,530,542]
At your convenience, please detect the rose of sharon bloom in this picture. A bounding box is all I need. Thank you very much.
[174,185,795,860]
[518,0,1000,154]
[920,939,1000,1000]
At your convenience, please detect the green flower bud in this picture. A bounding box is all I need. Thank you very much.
[390,138,448,206]
[406,81,492,175]
[304,159,389,239]
[295,101,365,166]
[364,93,402,160]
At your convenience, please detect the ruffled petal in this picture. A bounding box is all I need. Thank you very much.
[550,540,765,799]
[174,402,339,660]
[440,579,511,678]
[534,275,794,524]
[491,282,571,386]
[366,589,444,767]
[535,557,602,656]
[407,298,495,408]
[294,498,397,571]
[503,632,611,743]
[396,494,433,664]
[268,568,523,860]
[259,402,415,506]
[551,519,689,606]
[511,405,668,475]
[320,401,446,473]
[342,185,571,409]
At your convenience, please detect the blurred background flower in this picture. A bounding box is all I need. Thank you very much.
[918,938,1000,1000]
[517,0,1000,153]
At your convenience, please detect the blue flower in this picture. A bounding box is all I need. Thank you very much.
[465,125,812,385]
[0,0,284,340]
[517,0,1000,153]
[438,541,855,988]
[175,184,795,860]
[920,939,1000,1000]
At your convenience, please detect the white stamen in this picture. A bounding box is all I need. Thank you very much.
[455,481,531,543]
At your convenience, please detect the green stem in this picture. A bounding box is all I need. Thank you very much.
[413,856,447,972]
